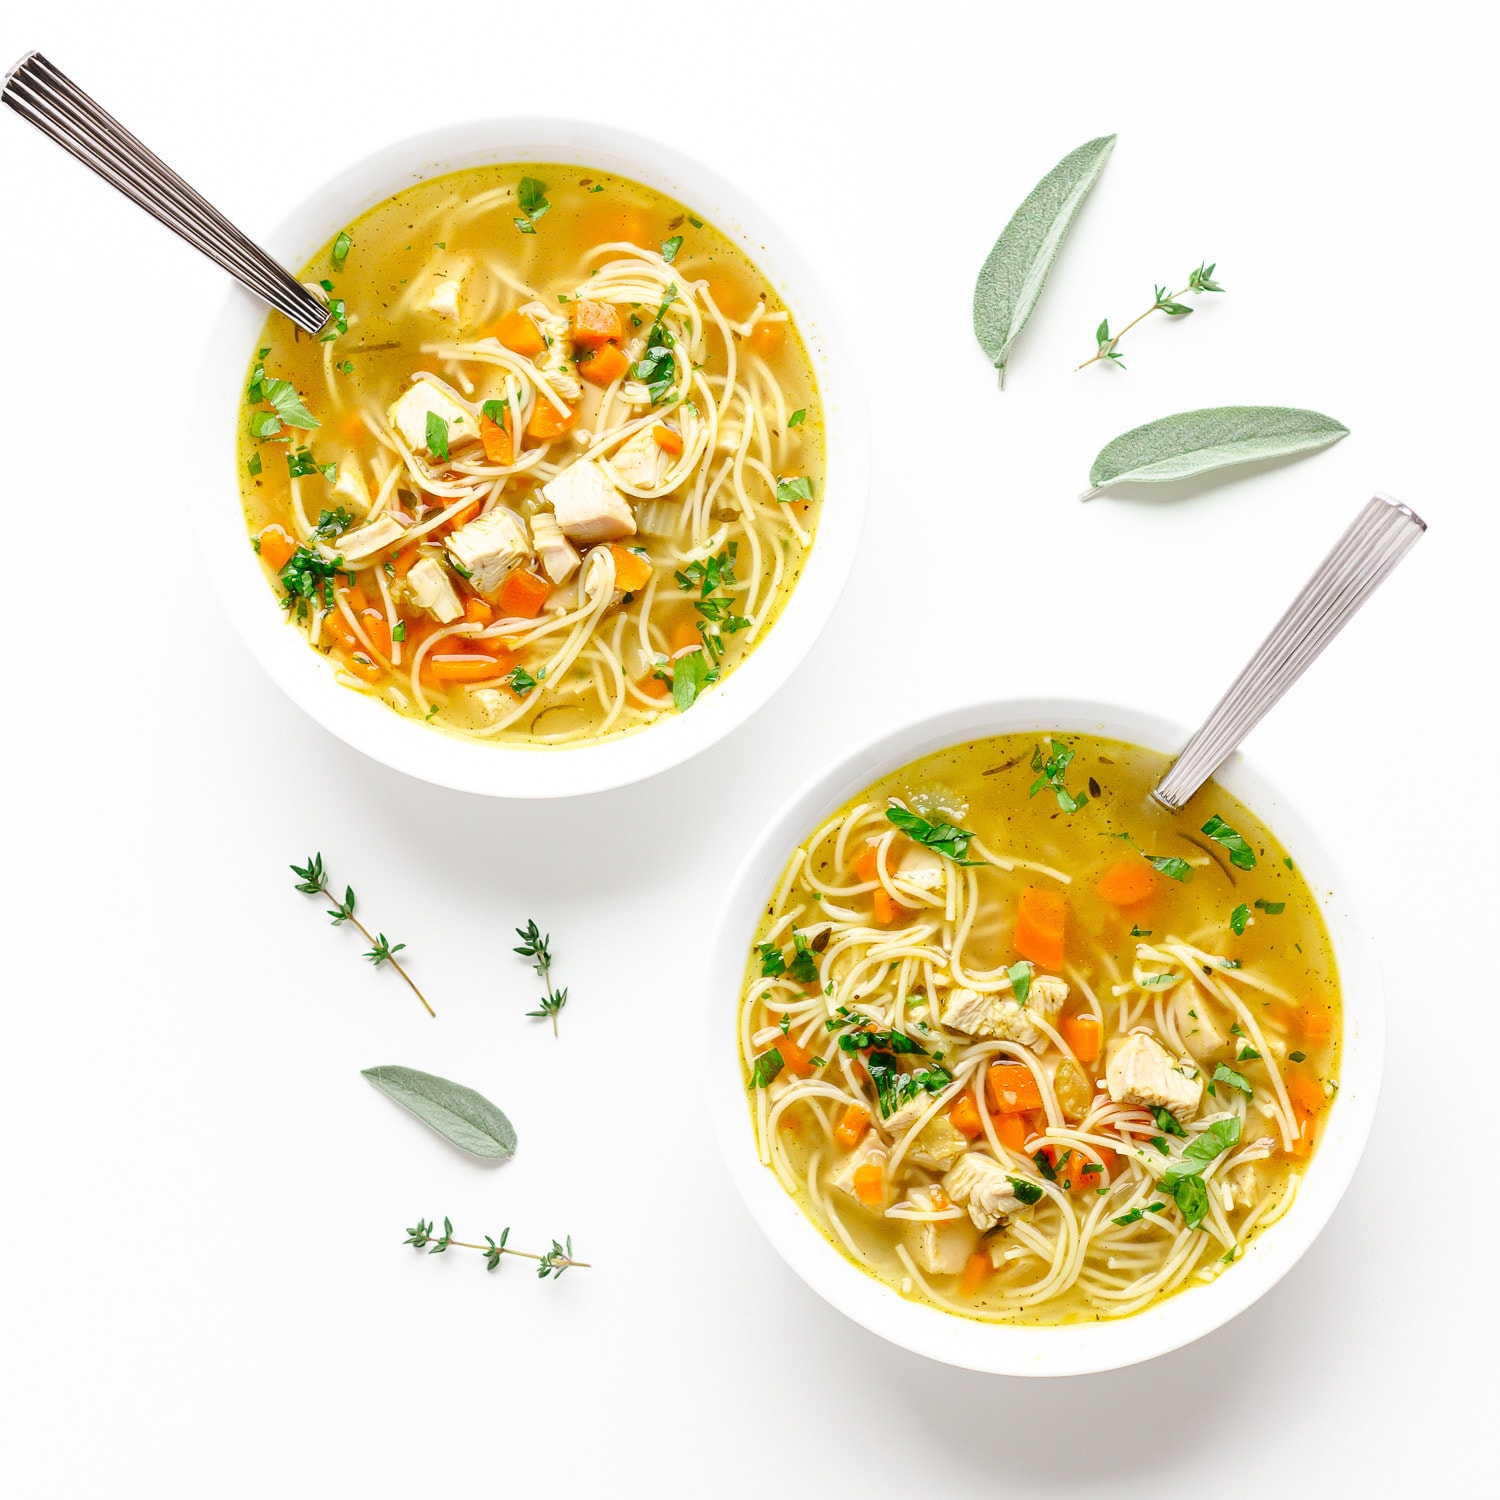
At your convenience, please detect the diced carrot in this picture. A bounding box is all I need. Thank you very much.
[986,1062,1044,1115]
[340,409,367,440]
[872,887,911,926]
[324,610,359,652]
[835,1104,871,1150]
[1097,859,1160,908]
[668,615,701,655]
[1015,887,1067,970]
[569,299,624,347]
[1291,1114,1318,1158]
[480,411,514,466]
[704,273,757,323]
[576,200,651,251]
[948,1090,984,1141]
[636,670,671,700]
[995,1112,1030,1152]
[392,543,423,579]
[342,650,383,685]
[777,1034,814,1079]
[959,1251,992,1297]
[526,398,577,441]
[747,320,784,358]
[357,608,392,657]
[653,423,684,455]
[497,567,551,619]
[337,584,368,614]
[852,1163,885,1206]
[441,500,481,533]
[492,308,545,357]
[1285,1072,1326,1117]
[577,341,630,387]
[464,597,493,626]
[852,842,881,883]
[609,545,653,593]
[1060,1013,1101,1065]
[428,652,513,682]
[257,524,296,571]
[1300,1004,1334,1040]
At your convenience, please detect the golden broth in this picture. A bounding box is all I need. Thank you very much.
[239,164,822,745]
[740,733,1340,1325]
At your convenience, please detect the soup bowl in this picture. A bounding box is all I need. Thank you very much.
[197,119,865,798]
[704,696,1383,1376]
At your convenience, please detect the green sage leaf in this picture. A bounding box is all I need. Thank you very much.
[972,133,1116,389]
[1083,405,1349,499]
[361,1065,517,1159]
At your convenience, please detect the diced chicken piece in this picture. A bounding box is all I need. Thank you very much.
[1173,989,1233,1065]
[903,1189,978,1276]
[530,511,581,584]
[829,1136,886,1202]
[1227,1161,1260,1211]
[406,556,463,624]
[912,1113,969,1171]
[332,514,405,563]
[941,975,1068,1048]
[535,310,582,402]
[893,845,945,893]
[444,507,529,594]
[468,687,506,722]
[542,462,636,544]
[388,378,475,455]
[942,1152,1033,1232]
[426,278,462,318]
[330,462,370,513]
[1106,1031,1203,1124]
[606,425,672,494]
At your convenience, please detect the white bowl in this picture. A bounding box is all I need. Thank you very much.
[705,697,1383,1376]
[198,120,866,797]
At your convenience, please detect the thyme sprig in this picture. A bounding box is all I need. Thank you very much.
[1077,262,1224,371]
[515,919,568,1035]
[404,1218,587,1278]
[291,853,434,1017]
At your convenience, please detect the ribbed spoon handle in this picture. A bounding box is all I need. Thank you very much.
[2,50,329,334]
[1152,493,1427,810]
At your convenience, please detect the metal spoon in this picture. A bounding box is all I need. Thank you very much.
[2,51,330,334]
[1152,493,1426,809]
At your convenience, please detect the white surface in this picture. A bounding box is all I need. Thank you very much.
[198,118,867,798]
[706,700,1385,1376]
[0,1,1492,1493]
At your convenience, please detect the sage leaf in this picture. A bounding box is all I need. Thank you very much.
[1082,405,1349,499]
[972,133,1116,389]
[361,1065,517,1160]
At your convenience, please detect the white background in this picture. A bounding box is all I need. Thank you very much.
[2,3,1494,1495]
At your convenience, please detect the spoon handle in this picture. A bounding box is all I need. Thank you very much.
[2,51,330,335]
[1152,493,1426,810]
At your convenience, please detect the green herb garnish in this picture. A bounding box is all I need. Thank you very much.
[330,230,352,269]
[885,806,984,865]
[514,176,550,234]
[1030,739,1089,814]
[404,1218,586,1278]
[1201,814,1257,870]
[514,919,567,1035]
[775,475,814,505]
[1079,262,1224,372]
[750,1049,785,1088]
[660,235,683,263]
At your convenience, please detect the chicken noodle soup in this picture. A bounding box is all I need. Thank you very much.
[239,165,822,744]
[740,733,1341,1325]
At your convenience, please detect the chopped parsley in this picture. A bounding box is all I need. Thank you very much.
[246,360,319,436]
[757,941,786,978]
[630,282,679,405]
[1008,960,1033,1005]
[1212,1063,1254,1098]
[514,176,550,234]
[1130,924,1153,937]
[787,408,807,427]
[1159,1116,1242,1229]
[426,411,450,461]
[1237,1045,1261,1062]
[1029,739,1089,814]
[1152,1107,1188,1139]
[1201,815,1257,870]
[506,666,539,697]
[1254,898,1286,915]
[246,451,262,477]
[688,215,704,228]
[278,545,344,619]
[391,621,407,643]
[660,234,683,263]
[655,646,718,710]
[884,806,984,865]
[1113,1207,1144,1226]
[749,1050,784,1088]
[674,543,749,660]
[1147,855,1193,882]
[1288,1050,1307,1063]
[1008,1176,1044,1207]
[330,230,352,269]
[1230,903,1250,935]
[312,507,353,538]
[775,475,814,505]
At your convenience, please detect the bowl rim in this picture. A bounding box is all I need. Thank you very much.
[703,695,1384,1376]
[196,116,867,798]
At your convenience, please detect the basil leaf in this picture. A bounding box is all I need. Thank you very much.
[1201,814,1257,870]
[360,1065,517,1160]
[1083,405,1349,498]
[972,133,1116,387]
